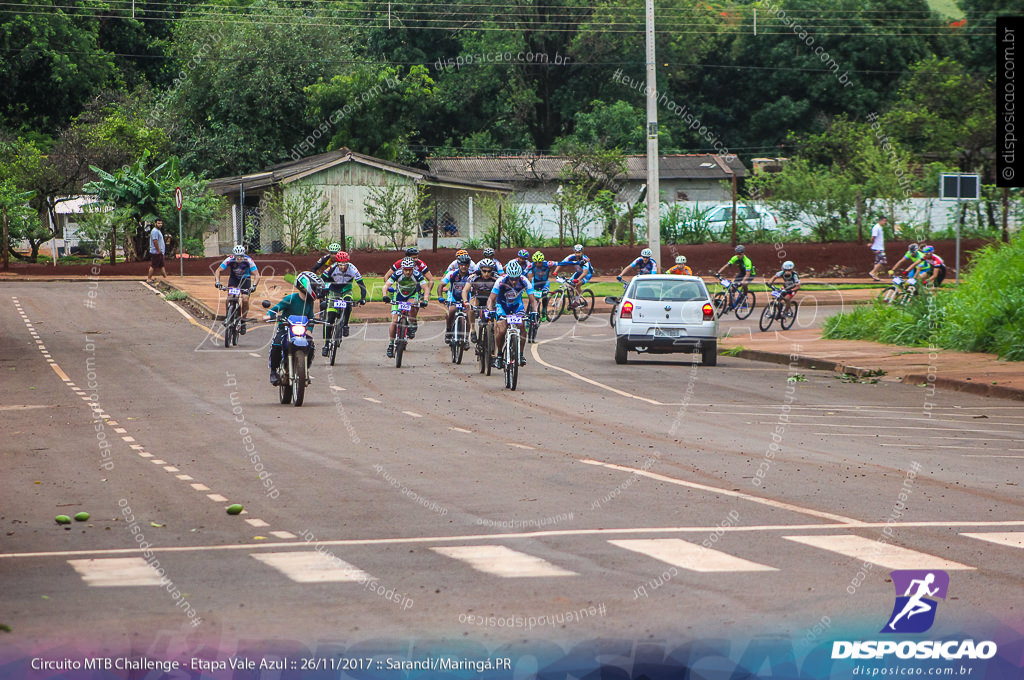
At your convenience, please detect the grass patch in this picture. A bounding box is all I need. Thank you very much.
[721,345,746,357]
[824,237,1024,360]
[163,290,188,301]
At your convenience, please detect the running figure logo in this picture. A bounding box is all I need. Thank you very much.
[881,570,949,634]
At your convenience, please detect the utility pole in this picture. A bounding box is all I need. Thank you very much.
[644,0,660,271]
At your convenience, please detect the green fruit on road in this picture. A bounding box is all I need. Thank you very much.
[55,515,72,524]
[226,504,243,515]
[74,512,90,522]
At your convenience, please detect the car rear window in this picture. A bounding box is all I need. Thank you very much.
[631,280,706,301]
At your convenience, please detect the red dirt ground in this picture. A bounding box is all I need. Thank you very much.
[2,239,990,278]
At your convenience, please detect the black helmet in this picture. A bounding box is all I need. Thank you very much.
[456,254,471,265]
[405,247,419,257]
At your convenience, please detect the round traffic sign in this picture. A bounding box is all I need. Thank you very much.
[174,187,183,211]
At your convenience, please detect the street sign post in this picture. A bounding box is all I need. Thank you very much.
[939,174,980,283]
[174,187,184,277]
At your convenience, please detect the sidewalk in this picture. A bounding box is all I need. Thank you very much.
[719,328,1024,402]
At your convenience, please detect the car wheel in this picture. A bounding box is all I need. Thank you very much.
[701,340,718,366]
[614,336,628,364]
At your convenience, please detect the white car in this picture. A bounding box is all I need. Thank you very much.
[607,275,719,365]
[705,204,778,236]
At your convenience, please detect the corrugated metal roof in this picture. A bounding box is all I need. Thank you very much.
[207,149,510,196]
[426,154,747,183]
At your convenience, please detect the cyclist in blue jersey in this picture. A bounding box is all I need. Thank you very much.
[487,260,538,369]
[617,247,658,281]
[439,254,474,345]
[382,258,429,358]
[214,245,260,334]
[445,249,477,273]
[554,244,593,303]
[528,251,559,321]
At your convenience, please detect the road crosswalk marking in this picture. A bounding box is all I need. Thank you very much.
[431,545,576,578]
[609,538,778,572]
[67,558,165,587]
[783,535,976,570]
[960,532,1024,549]
[251,551,371,583]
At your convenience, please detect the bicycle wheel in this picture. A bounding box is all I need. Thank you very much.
[395,317,407,368]
[573,289,595,321]
[508,336,519,391]
[328,319,340,366]
[484,324,494,376]
[879,287,898,304]
[758,302,776,331]
[712,292,728,319]
[223,303,234,348]
[550,290,567,321]
[477,323,487,374]
[734,291,756,320]
[292,349,307,406]
[780,301,798,330]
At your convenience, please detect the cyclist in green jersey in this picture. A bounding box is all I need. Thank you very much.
[717,245,756,294]
[381,258,429,358]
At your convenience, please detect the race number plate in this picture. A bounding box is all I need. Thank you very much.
[893,277,903,285]
[507,314,523,324]
[771,290,782,298]
[333,300,348,309]
[398,302,412,312]
[906,277,916,285]
[228,287,241,296]
[722,280,732,287]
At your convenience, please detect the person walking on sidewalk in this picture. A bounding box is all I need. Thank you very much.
[146,219,169,283]
[868,216,888,281]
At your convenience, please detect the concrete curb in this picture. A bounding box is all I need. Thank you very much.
[727,349,1024,402]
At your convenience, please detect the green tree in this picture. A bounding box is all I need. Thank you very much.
[750,158,859,242]
[365,181,429,250]
[258,185,329,254]
[0,178,39,266]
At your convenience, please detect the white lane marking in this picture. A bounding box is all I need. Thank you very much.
[270,531,297,539]
[163,466,180,472]
[67,557,164,586]
[432,545,576,578]
[783,535,975,570]
[49,363,71,381]
[246,519,271,528]
[249,353,261,358]
[207,494,229,502]
[251,551,372,583]
[759,422,1022,436]
[960,532,1024,549]
[449,427,472,433]
[121,436,135,442]
[0,405,52,411]
[150,459,167,465]
[402,410,423,418]
[963,454,1024,458]
[9,521,1024,560]
[142,281,225,341]
[190,483,210,491]
[710,411,1024,427]
[609,538,777,572]
[176,474,193,481]
[507,442,534,450]
[580,458,863,525]
[113,427,128,434]
[137,452,152,458]
[814,433,1023,442]
[531,339,668,406]
[363,397,382,403]
[129,444,145,450]
[330,385,346,391]
[878,444,1008,451]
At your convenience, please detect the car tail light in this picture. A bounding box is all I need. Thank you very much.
[620,301,633,319]
[702,303,714,320]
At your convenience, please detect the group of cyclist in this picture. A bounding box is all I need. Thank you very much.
[212,238,946,384]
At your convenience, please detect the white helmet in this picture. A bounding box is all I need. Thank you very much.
[782,260,795,270]
[232,244,246,256]
[675,255,686,264]
[505,260,523,278]
[476,258,497,272]
[573,244,584,253]
[640,248,653,258]
[327,242,341,253]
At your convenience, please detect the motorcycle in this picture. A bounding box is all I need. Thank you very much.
[261,300,327,407]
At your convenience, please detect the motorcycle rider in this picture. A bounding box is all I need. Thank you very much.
[265,271,324,386]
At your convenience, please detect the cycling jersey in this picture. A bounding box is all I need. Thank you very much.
[390,258,430,276]
[558,253,592,274]
[441,268,474,302]
[666,264,692,276]
[774,270,800,286]
[727,254,755,276]
[528,260,558,291]
[627,257,657,275]
[322,263,363,292]
[312,253,334,274]
[903,250,924,265]
[491,274,537,316]
[387,270,426,300]
[927,254,945,267]
[446,258,477,273]
[219,256,258,287]
[464,274,498,307]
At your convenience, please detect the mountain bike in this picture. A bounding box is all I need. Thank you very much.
[501,313,525,391]
[471,306,494,376]
[323,294,360,366]
[712,273,755,320]
[549,276,595,322]
[879,275,919,305]
[217,283,250,347]
[759,283,799,331]
[606,281,628,328]
[449,301,470,364]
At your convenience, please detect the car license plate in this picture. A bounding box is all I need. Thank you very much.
[228,287,241,296]
[507,314,523,324]
[333,300,348,309]
[654,328,681,337]
[398,302,412,311]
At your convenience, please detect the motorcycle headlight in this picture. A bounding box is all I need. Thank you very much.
[290,324,307,336]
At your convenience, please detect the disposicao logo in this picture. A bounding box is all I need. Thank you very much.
[881,570,948,634]
[831,570,998,661]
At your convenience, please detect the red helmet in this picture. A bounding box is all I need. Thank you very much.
[334,251,350,263]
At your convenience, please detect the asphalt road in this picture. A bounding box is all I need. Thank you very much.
[2,281,1022,656]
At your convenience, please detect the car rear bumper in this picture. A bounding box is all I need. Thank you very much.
[618,334,716,352]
